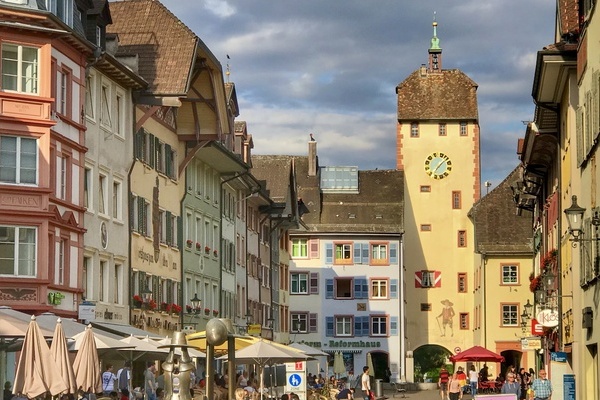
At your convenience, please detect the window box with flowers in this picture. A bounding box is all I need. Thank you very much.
[195,307,202,314]
[148,299,157,312]
[196,242,202,251]
[186,305,193,314]
[171,304,182,315]
[204,307,211,315]
[160,302,170,313]
[132,295,142,308]
[204,246,211,254]
[212,309,219,316]
[213,250,218,257]
[529,249,557,293]
[186,239,193,249]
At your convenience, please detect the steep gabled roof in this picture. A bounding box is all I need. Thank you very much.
[251,155,293,204]
[316,170,403,234]
[469,167,534,254]
[107,0,197,95]
[396,69,479,121]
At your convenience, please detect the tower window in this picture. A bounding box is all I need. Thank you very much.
[410,122,419,137]
[439,123,446,136]
[457,230,467,247]
[460,122,468,136]
[452,191,461,209]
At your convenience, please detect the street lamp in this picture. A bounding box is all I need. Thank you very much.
[523,299,534,319]
[140,284,153,306]
[564,195,586,239]
[520,300,534,334]
[564,195,600,246]
[190,293,201,310]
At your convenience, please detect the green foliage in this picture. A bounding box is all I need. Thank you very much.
[414,346,451,382]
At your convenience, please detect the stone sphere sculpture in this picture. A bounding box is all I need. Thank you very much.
[206,318,228,346]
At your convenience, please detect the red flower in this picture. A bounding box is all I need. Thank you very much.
[133,294,142,302]
[171,304,182,313]
[148,299,157,310]
[529,276,541,292]
[205,246,211,253]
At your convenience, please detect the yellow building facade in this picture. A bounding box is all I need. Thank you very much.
[396,22,479,378]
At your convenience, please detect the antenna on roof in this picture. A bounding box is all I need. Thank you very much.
[226,54,231,83]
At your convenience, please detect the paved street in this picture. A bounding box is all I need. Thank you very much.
[380,385,477,400]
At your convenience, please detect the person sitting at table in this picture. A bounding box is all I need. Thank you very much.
[336,388,355,400]
[235,388,246,400]
[307,374,316,387]
[479,365,489,382]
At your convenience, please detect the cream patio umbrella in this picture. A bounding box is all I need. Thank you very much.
[50,318,78,394]
[72,325,102,394]
[334,352,346,377]
[220,339,311,397]
[367,353,375,377]
[13,315,68,398]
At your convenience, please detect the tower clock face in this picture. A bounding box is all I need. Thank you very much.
[424,152,452,179]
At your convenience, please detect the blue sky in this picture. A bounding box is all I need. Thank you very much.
[157,0,555,190]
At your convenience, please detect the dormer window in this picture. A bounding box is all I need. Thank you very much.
[95,26,102,47]
[45,0,73,27]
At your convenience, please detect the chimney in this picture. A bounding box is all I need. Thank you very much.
[308,140,317,177]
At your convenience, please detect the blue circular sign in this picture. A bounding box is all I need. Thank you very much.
[289,374,302,387]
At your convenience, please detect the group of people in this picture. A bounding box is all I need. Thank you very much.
[437,365,553,400]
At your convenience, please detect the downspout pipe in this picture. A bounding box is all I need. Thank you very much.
[481,251,488,349]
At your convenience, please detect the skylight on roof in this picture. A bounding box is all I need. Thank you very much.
[320,166,359,193]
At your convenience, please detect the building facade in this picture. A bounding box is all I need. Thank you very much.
[82,1,147,328]
[0,0,94,318]
[283,140,404,380]
[396,21,479,380]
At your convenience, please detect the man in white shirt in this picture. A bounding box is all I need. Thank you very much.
[361,366,371,400]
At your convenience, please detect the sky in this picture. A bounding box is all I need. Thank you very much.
[159,0,556,191]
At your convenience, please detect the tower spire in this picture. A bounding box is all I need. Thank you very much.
[428,12,442,72]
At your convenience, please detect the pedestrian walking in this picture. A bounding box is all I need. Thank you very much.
[361,366,371,400]
[117,361,132,396]
[518,368,530,400]
[438,367,450,400]
[500,373,521,398]
[530,370,552,400]
[468,365,478,396]
[145,363,157,400]
[102,365,118,396]
[448,373,462,400]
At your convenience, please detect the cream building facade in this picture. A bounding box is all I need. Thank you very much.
[396,22,478,378]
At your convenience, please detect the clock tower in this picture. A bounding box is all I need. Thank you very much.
[396,19,480,372]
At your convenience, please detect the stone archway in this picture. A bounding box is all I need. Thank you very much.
[500,349,523,377]
[413,344,452,383]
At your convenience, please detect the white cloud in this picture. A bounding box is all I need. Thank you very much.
[203,0,235,18]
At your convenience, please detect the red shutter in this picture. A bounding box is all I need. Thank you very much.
[309,239,319,258]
